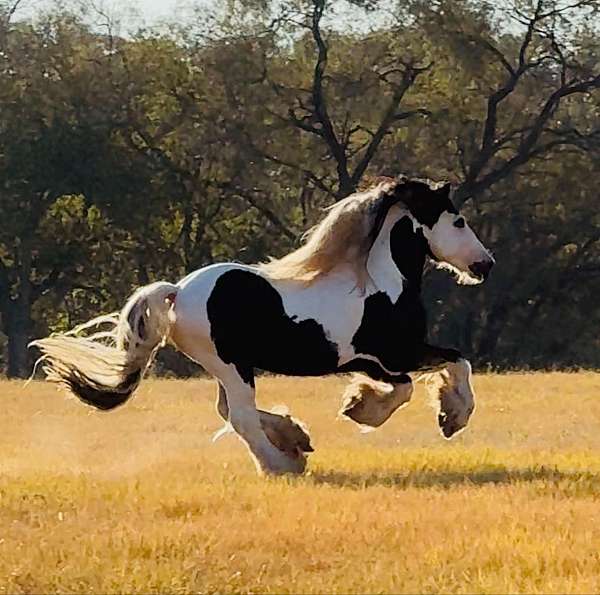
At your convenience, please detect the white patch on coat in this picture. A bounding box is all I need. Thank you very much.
[421,211,492,282]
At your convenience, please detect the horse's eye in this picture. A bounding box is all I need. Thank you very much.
[454,217,465,229]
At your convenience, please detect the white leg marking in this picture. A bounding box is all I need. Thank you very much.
[213,381,313,460]
[425,358,475,439]
[217,365,307,475]
[340,375,413,429]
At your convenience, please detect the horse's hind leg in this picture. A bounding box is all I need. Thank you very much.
[214,368,308,475]
[216,381,229,419]
[215,381,313,463]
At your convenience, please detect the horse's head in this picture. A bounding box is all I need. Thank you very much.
[260,175,493,289]
[391,178,495,284]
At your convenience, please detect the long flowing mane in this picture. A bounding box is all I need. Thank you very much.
[259,177,401,285]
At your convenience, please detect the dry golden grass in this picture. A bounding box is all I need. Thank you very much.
[2,373,600,594]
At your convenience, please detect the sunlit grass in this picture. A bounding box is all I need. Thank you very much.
[2,373,600,593]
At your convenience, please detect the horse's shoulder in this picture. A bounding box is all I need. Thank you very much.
[352,285,426,367]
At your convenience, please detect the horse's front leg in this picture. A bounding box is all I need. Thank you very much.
[339,370,413,428]
[417,344,475,439]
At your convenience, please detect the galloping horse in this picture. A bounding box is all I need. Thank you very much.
[32,176,494,475]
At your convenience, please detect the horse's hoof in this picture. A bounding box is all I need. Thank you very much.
[437,392,473,439]
[260,460,307,476]
[438,411,460,438]
[428,364,475,439]
[257,446,308,476]
[259,409,313,456]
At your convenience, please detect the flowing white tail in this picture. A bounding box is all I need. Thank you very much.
[30,282,178,410]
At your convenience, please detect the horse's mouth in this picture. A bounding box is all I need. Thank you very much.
[469,259,494,281]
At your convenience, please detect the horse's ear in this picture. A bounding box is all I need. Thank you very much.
[393,180,427,210]
[394,179,454,227]
[438,182,452,197]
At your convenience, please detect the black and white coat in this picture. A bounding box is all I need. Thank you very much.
[169,178,494,473]
[33,177,495,476]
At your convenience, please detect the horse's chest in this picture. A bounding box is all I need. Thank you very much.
[351,289,427,369]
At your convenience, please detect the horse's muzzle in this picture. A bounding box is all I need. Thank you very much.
[469,258,494,281]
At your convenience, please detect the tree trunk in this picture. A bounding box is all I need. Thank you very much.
[5,240,34,378]
[7,326,29,378]
[5,300,32,378]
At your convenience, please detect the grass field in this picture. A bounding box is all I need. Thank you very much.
[2,373,600,594]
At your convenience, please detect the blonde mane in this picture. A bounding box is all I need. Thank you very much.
[259,178,400,286]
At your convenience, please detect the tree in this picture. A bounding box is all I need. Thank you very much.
[409,0,600,204]
[0,15,141,376]
[1,0,600,375]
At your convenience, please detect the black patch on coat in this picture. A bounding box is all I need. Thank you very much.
[66,369,142,411]
[389,216,430,289]
[351,289,428,373]
[392,180,457,229]
[338,358,412,385]
[349,210,463,374]
[207,269,339,380]
[349,213,433,373]
[420,344,462,368]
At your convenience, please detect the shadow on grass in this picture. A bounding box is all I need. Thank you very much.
[309,466,600,492]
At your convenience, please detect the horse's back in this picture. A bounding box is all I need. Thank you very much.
[171,262,352,376]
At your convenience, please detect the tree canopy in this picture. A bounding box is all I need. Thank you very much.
[1,0,599,376]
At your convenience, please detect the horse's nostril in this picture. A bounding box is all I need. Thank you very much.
[469,259,493,280]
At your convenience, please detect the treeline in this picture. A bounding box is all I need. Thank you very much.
[0,0,599,377]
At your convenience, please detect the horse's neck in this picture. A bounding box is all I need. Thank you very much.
[366,209,425,300]
[366,210,407,301]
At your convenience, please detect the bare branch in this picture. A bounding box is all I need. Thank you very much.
[3,0,25,25]
[454,0,600,203]
[539,0,596,19]
[392,108,432,121]
[306,0,351,195]
[288,106,323,137]
[235,190,297,241]
[250,143,336,197]
[460,72,600,200]
[457,32,516,76]
[350,62,431,186]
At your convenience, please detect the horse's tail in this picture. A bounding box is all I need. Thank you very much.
[30,281,178,411]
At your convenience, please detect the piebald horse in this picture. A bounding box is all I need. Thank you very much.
[32,176,494,475]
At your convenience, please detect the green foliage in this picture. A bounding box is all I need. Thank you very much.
[0,0,599,376]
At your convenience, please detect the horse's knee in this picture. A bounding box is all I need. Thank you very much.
[340,374,413,428]
[216,374,258,435]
